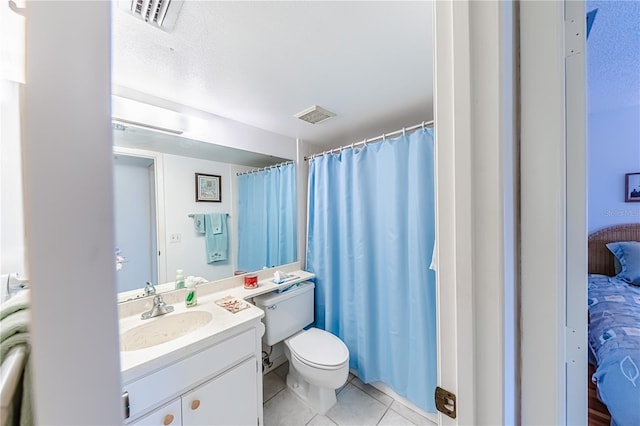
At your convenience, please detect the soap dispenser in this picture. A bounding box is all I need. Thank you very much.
[175,269,185,290]
[185,280,197,307]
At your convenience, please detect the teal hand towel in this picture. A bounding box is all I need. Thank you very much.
[204,213,228,263]
[192,214,206,234]
[210,213,222,235]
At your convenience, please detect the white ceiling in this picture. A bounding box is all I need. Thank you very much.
[112,1,433,150]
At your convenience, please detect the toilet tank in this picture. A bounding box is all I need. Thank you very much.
[253,282,315,346]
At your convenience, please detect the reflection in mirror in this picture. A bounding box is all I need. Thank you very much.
[112,124,297,302]
[237,162,297,272]
[113,153,158,293]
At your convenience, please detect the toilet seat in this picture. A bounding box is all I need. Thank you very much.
[290,350,346,371]
[287,328,349,369]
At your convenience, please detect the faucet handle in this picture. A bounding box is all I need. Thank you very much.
[144,281,157,296]
[141,292,173,320]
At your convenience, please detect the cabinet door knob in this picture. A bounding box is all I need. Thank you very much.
[191,399,201,410]
[163,414,174,425]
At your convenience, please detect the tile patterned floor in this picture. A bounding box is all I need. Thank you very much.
[263,362,437,426]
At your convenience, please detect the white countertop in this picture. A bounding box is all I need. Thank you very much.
[222,269,316,301]
[119,270,315,384]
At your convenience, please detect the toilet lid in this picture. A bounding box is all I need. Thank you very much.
[288,328,349,367]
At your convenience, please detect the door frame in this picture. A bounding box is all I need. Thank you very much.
[24,2,122,424]
[433,1,518,424]
[519,1,587,424]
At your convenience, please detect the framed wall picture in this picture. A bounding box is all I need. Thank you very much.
[195,173,222,202]
[625,172,640,202]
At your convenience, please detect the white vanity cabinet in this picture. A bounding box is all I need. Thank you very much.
[181,357,258,425]
[123,325,263,426]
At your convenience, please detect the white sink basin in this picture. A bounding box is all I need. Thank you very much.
[120,310,213,352]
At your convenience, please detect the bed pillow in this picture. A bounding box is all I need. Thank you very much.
[606,241,640,285]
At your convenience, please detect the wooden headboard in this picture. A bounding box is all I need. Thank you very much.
[588,224,640,275]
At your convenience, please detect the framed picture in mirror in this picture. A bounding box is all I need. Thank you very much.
[625,172,640,202]
[196,173,222,202]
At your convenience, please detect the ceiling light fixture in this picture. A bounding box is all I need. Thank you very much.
[112,119,184,135]
[112,96,188,135]
[294,105,336,125]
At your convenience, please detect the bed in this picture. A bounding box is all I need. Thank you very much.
[588,224,640,426]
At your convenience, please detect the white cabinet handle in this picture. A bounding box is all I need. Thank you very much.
[163,414,174,425]
[191,399,201,410]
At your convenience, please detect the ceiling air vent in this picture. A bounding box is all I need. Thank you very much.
[120,0,184,32]
[294,105,336,124]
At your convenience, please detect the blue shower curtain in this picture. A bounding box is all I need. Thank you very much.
[237,163,297,272]
[306,128,437,413]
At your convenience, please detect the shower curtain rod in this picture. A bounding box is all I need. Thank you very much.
[304,120,434,161]
[236,160,294,176]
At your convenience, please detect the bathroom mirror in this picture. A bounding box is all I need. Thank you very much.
[113,124,297,302]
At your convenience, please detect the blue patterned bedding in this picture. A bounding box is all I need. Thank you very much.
[588,274,640,426]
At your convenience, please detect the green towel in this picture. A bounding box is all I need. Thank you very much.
[0,310,29,346]
[0,290,30,321]
[1,344,33,426]
[1,301,33,426]
[0,330,30,360]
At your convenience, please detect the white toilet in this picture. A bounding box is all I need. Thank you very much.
[253,282,349,414]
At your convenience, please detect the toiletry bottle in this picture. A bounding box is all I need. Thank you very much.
[175,269,185,290]
[185,280,197,307]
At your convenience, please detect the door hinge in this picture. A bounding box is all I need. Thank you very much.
[565,17,584,58]
[435,386,457,419]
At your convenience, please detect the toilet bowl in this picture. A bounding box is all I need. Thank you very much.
[284,327,349,414]
[252,282,350,413]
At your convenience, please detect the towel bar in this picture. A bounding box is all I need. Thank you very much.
[187,213,230,218]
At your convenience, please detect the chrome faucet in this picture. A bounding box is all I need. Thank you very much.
[143,281,156,297]
[141,294,175,320]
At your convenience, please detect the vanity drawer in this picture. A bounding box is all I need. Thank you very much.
[127,397,182,426]
[124,328,256,422]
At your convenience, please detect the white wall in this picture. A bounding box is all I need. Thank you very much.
[587,0,640,232]
[163,154,236,281]
[588,106,640,231]
[0,80,26,296]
